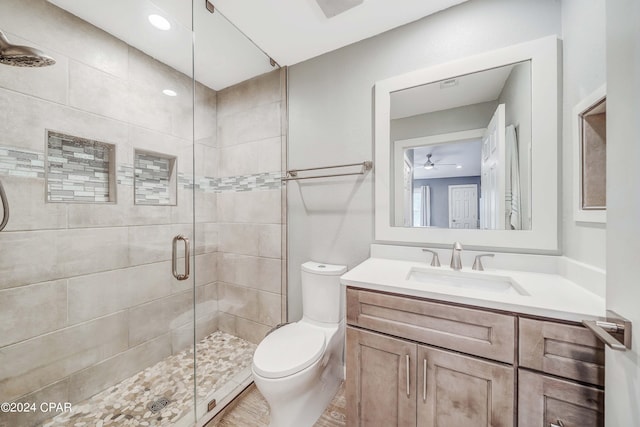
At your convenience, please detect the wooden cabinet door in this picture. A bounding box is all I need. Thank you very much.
[417,345,514,427]
[346,327,417,427]
[519,318,604,386]
[518,369,604,427]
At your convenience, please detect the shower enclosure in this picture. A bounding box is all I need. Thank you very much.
[0,1,285,426]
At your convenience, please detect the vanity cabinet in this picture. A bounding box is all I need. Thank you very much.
[518,370,604,427]
[518,318,605,427]
[346,327,513,427]
[346,288,516,427]
[346,287,605,427]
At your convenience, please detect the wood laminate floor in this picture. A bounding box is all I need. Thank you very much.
[208,383,346,427]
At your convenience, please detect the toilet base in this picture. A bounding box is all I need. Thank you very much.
[267,369,341,427]
[253,323,345,427]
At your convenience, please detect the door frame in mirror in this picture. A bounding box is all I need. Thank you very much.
[374,36,560,252]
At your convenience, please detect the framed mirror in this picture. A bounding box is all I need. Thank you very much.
[374,36,560,251]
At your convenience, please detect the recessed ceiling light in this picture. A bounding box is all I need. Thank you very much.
[162,89,177,97]
[149,14,171,31]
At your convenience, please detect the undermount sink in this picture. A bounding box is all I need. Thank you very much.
[406,268,529,296]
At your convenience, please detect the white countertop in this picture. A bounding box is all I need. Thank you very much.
[340,257,606,322]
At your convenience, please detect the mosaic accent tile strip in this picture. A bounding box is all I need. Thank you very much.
[214,172,283,192]
[134,152,177,205]
[0,147,45,178]
[46,131,115,203]
[0,146,284,195]
[43,331,256,427]
[118,165,135,186]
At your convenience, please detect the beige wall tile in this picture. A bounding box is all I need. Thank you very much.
[196,252,218,286]
[234,316,270,345]
[0,312,128,403]
[0,230,61,290]
[258,224,282,258]
[128,224,176,265]
[171,312,218,354]
[0,176,68,232]
[257,136,283,173]
[0,90,128,154]
[219,223,282,257]
[217,71,281,118]
[194,222,218,255]
[58,227,130,278]
[195,191,217,224]
[217,312,237,337]
[217,253,281,294]
[218,283,258,321]
[68,60,131,123]
[217,190,281,224]
[0,280,67,347]
[68,334,172,403]
[195,311,219,342]
[217,102,281,147]
[258,291,282,327]
[217,137,281,178]
[128,291,193,347]
[68,263,172,324]
[196,282,218,316]
[195,82,218,142]
[66,188,131,229]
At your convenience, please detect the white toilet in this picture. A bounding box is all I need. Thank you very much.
[252,261,347,427]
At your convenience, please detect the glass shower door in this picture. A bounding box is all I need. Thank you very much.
[0,1,283,426]
[0,0,200,426]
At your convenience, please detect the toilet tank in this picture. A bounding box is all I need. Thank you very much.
[301,261,347,325]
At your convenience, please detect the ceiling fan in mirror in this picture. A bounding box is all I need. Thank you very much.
[423,153,461,170]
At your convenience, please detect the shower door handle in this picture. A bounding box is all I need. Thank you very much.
[172,235,190,280]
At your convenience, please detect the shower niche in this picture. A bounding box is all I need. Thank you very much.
[133,150,177,206]
[45,130,117,203]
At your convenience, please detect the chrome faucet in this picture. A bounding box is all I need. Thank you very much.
[450,242,463,270]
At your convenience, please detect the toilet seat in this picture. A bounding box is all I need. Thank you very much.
[253,323,326,379]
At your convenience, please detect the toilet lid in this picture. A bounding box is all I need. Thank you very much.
[253,323,326,379]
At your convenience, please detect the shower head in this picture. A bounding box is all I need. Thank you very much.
[0,30,56,67]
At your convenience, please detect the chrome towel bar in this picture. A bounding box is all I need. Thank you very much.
[282,161,372,181]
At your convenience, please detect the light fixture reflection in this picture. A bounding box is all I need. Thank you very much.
[149,14,171,31]
[162,89,177,97]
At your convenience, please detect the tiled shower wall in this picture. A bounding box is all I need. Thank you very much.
[0,0,284,425]
[215,70,286,343]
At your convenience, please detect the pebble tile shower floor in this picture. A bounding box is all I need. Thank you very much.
[42,331,256,427]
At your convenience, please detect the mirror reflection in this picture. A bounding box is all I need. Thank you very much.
[391,61,532,230]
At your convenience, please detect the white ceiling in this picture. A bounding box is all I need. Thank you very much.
[48,0,468,90]
[391,63,516,119]
[209,0,469,66]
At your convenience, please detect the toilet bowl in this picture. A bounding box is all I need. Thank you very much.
[252,261,347,427]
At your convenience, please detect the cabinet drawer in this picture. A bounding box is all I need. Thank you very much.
[518,369,604,427]
[347,288,516,364]
[519,318,604,386]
